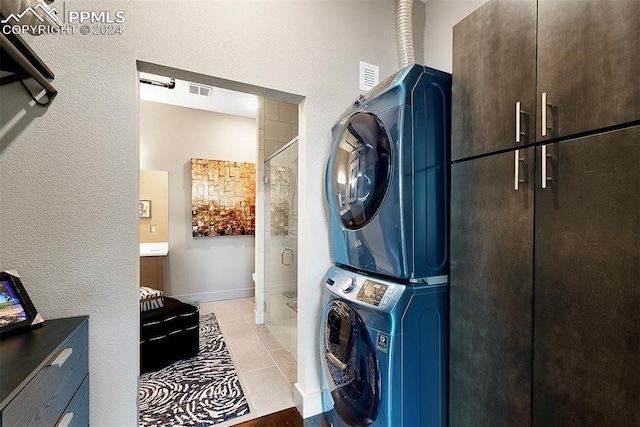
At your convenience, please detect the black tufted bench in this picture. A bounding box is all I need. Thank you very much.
[140,297,199,374]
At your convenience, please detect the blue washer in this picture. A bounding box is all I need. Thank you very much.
[325,64,451,283]
[320,265,449,427]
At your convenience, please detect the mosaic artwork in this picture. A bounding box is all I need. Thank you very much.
[269,165,295,236]
[191,159,256,236]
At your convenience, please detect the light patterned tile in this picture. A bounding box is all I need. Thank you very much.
[211,297,297,423]
[265,139,279,159]
[229,335,275,373]
[278,102,298,124]
[253,324,284,350]
[264,99,279,121]
[264,120,292,142]
[212,306,251,327]
[242,366,295,416]
[270,348,297,386]
[221,322,258,347]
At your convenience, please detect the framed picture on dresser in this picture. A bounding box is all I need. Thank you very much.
[0,271,42,337]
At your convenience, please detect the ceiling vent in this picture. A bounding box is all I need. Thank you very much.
[359,61,379,92]
[188,84,212,97]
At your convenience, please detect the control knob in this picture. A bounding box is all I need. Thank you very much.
[342,277,356,294]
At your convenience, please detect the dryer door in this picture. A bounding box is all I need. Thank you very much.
[323,300,380,426]
[327,112,392,230]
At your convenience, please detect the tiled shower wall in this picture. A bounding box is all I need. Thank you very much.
[254,98,298,323]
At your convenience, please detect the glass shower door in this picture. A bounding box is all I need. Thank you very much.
[264,139,298,360]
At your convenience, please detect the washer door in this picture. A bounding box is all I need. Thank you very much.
[323,300,380,426]
[327,112,392,230]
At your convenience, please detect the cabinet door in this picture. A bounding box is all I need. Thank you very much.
[537,0,640,141]
[452,0,537,161]
[533,127,640,426]
[450,148,534,426]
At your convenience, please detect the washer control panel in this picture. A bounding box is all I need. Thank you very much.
[324,266,405,312]
[342,277,356,293]
[356,280,387,306]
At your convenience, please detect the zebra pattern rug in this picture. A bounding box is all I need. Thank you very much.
[139,313,250,426]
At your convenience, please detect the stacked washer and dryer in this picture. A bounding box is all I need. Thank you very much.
[320,64,451,427]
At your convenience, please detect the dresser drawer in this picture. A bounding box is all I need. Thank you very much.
[2,322,88,427]
[56,375,89,427]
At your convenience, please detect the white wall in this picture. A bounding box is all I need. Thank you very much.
[0,0,399,424]
[140,101,256,301]
[423,0,490,72]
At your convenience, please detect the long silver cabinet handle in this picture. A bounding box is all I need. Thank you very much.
[541,92,554,137]
[55,412,74,427]
[515,102,527,143]
[50,348,73,367]
[542,92,547,136]
[516,101,521,142]
[542,145,547,188]
[542,145,553,189]
[514,150,525,191]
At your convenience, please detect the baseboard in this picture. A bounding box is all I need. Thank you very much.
[294,382,323,419]
[171,288,254,303]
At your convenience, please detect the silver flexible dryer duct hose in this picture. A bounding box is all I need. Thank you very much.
[396,0,416,69]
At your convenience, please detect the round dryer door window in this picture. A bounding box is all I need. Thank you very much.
[329,112,392,230]
[323,300,380,426]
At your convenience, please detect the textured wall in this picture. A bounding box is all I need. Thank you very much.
[0,0,398,423]
[423,0,490,72]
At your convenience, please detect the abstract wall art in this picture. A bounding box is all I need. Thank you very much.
[191,158,256,237]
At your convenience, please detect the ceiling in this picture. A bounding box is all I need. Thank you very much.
[139,72,258,119]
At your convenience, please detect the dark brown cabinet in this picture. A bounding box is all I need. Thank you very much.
[533,127,640,426]
[450,148,534,426]
[452,0,537,160]
[451,0,640,426]
[537,0,640,141]
[453,0,640,159]
[450,128,640,426]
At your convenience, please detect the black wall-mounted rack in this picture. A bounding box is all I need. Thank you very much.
[0,14,57,100]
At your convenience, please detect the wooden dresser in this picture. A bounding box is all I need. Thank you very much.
[0,316,89,427]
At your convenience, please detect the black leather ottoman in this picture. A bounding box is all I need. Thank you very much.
[140,297,199,374]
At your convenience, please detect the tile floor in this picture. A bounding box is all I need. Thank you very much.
[199,297,297,427]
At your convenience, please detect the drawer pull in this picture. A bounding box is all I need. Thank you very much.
[55,412,74,427]
[50,348,73,367]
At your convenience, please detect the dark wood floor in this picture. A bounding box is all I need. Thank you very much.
[233,407,330,427]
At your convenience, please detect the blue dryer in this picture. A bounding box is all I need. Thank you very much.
[320,265,448,427]
[325,64,451,283]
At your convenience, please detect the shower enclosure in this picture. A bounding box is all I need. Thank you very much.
[264,137,298,360]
